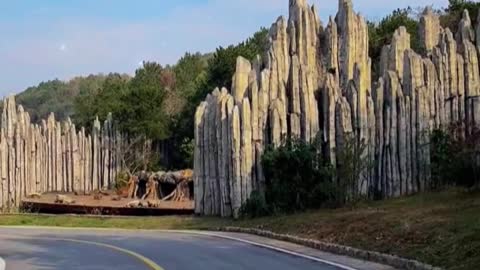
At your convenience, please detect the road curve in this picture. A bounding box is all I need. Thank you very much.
[0,227,347,270]
[0,229,341,270]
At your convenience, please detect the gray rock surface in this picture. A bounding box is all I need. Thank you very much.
[0,96,124,211]
[193,0,480,216]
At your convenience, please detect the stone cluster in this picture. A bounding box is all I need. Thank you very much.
[0,96,124,210]
[195,0,480,217]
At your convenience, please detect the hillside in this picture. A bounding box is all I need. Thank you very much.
[13,52,214,124]
[15,75,108,123]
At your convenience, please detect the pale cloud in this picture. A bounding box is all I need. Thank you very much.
[0,0,451,94]
[59,44,67,52]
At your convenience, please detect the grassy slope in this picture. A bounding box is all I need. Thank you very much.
[1,189,478,270]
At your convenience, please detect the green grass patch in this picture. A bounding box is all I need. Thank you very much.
[1,189,478,270]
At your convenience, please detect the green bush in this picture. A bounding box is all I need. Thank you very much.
[336,133,373,203]
[431,126,480,189]
[239,191,271,218]
[261,139,334,214]
[114,171,131,191]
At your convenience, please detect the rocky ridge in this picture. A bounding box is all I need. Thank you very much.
[194,0,480,217]
[0,96,123,210]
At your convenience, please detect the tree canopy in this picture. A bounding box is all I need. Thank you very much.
[368,7,420,78]
[441,0,480,33]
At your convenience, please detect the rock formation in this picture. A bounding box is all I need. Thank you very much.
[0,96,124,211]
[194,0,480,217]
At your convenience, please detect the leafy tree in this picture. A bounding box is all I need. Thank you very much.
[174,52,208,99]
[18,27,270,170]
[368,8,420,78]
[205,27,269,91]
[261,138,334,213]
[73,62,171,141]
[119,62,171,140]
[430,126,480,189]
[16,75,107,123]
[169,28,269,169]
[335,134,373,202]
[73,73,128,130]
[441,0,480,33]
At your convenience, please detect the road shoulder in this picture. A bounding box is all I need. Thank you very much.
[176,230,396,270]
[0,226,397,270]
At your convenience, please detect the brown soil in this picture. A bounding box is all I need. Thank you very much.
[23,192,194,210]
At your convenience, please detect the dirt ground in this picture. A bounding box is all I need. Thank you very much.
[23,192,194,210]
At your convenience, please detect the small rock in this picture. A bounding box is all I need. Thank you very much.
[55,194,75,204]
[147,200,161,208]
[126,200,142,208]
[27,193,42,199]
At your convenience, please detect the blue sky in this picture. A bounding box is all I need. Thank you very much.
[0,0,448,95]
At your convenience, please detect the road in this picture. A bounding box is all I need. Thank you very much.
[0,227,352,270]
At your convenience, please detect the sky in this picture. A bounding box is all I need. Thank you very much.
[0,0,449,95]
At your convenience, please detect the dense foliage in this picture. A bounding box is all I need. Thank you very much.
[72,63,172,141]
[73,73,129,130]
[71,28,267,170]
[254,139,335,214]
[368,0,480,79]
[239,134,373,217]
[368,8,421,78]
[16,75,108,122]
[168,28,269,168]
[430,127,480,189]
[441,0,480,33]
[335,135,374,201]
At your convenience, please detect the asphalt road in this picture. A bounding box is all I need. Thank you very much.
[0,227,346,270]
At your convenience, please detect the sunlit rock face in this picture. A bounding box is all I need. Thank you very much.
[194,0,480,217]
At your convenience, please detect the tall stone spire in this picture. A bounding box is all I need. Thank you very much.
[194,0,480,217]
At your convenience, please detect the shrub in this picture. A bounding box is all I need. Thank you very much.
[261,138,334,213]
[114,170,131,191]
[335,133,373,203]
[239,191,271,218]
[430,126,480,189]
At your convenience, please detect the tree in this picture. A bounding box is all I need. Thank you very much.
[169,28,269,169]
[73,73,128,130]
[16,75,107,123]
[205,27,269,91]
[335,134,373,202]
[441,0,480,33]
[174,52,208,99]
[261,138,334,213]
[168,53,209,169]
[369,8,420,78]
[119,62,171,141]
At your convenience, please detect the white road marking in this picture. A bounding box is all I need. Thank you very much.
[0,257,5,270]
[173,231,359,270]
[0,226,360,270]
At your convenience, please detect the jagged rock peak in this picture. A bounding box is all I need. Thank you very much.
[419,6,441,53]
[336,0,370,88]
[232,56,252,104]
[289,0,307,8]
[385,26,411,81]
[338,0,353,10]
[457,9,475,42]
